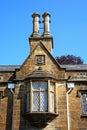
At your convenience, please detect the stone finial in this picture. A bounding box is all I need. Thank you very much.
[42,12,51,35]
[32,12,40,36]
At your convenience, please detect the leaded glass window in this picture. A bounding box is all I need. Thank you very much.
[32,82,47,112]
[82,93,87,115]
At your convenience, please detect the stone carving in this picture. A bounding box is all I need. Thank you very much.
[35,55,45,65]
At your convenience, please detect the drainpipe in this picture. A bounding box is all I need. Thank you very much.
[66,83,74,130]
[10,88,15,130]
[8,87,15,130]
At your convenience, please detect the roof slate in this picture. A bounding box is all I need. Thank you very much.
[0,65,20,71]
[60,64,87,71]
[0,64,87,72]
[25,67,57,79]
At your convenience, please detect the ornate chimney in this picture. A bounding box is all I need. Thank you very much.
[42,12,51,35]
[32,12,40,36]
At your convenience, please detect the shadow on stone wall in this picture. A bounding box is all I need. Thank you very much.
[5,88,13,130]
[15,84,26,130]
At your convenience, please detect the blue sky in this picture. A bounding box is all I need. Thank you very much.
[0,0,87,65]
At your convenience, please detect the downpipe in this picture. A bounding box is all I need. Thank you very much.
[66,82,74,130]
[9,88,15,130]
[66,88,72,130]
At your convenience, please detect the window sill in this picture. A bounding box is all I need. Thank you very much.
[26,111,58,115]
[26,111,58,120]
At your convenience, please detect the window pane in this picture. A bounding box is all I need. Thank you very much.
[26,93,30,112]
[33,92,40,111]
[40,92,47,111]
[82,94,87,115]
[50,92,54,112]
[33,82,39,90]
[41,82,47,90]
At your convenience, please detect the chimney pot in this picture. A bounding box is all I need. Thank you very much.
[32,12,40,36]
[42,12,51,35]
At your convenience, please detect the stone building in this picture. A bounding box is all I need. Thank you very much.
[0,12,87,130]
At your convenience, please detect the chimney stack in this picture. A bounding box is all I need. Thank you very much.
[32,12,40,36]
[42,12,51,35]
[29,12,53,54]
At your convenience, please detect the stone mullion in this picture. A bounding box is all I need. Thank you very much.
[30,80,33,112]
[55,82,57,113]
[48,80,50,112]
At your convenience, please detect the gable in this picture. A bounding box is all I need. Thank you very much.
[16,41,65,80]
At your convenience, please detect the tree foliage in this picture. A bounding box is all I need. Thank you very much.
[55,55,84,65]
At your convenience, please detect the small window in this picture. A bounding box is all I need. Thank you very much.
[35,55,45,65]
[82,93,87,115]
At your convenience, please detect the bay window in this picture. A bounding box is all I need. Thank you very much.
[26,80,55,113]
